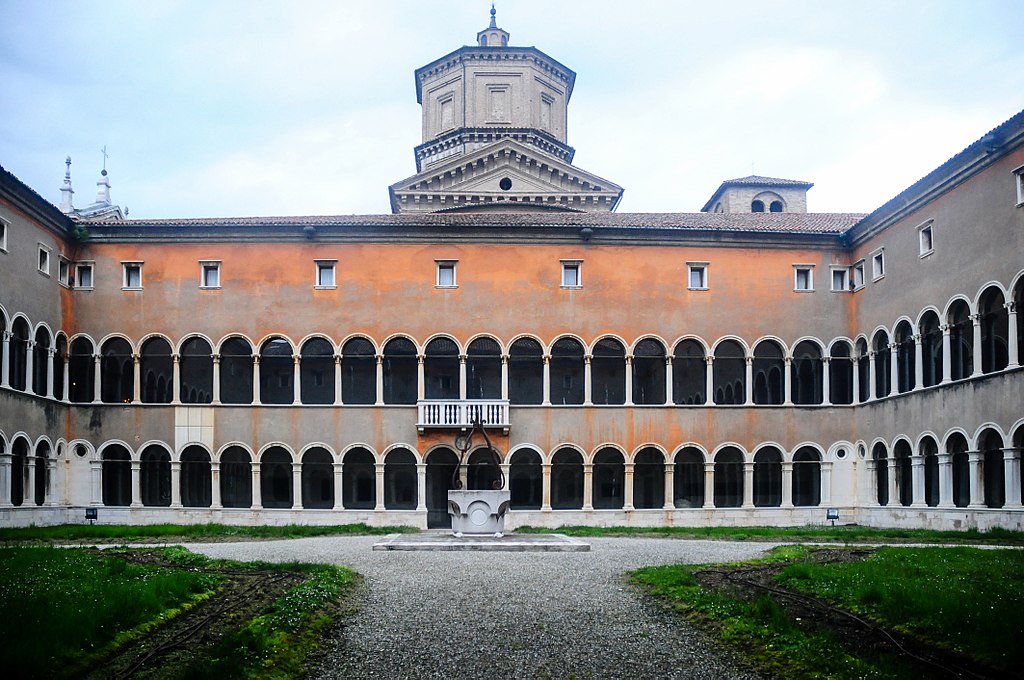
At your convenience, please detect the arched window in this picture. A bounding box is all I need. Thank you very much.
[980,429,1005,509]
[426,448,458,528]
[220,446,252,508]
[33,440,50,505]
[673,447,704,508]
[792,447,821,506]
[140,337,173,404]
[219,337,253,404]
[591,338,626,405]
[893,440,913,506]
[32,327,50,396]
[302,447,334,509]
[673,340,706,405]
[593,448,624,509]
[713,447,744,507]
[140,445,171,507]
[948,434,970,508]
[260,447,293,508]
[753,340,784,405]
[751,200,765,212]
[467,337,501,399]
[920,437,939,507]
[753,447,782,507]
[919,312,943,387]
[69,337,95,403]
[550,338,584,405]
[895,321,915,393]
[341,337,375,404]
[301,338,336,405]
[947,301,973,380]
[551,448,583,509]
[769,200,783,212]
[872,442,889,506]
[713,341,745,405]
[180,446,212,507]
[0,316,5,387]
[343,448,376,509]
[102,444,132,506]
[10,438,28,506]
[383,337,417,404]
[633,339,666,405]
[792,341,823,405]
[384,448,417,510]
[979,288,1009,373]
[633,448,664,509]
[855,338,870,403]
[101,338,134,403]
[259,337,294,404]
[424,337,459,400]
[872,331,891,398]
[1016,279,1024,369]
[509,449,542,509]
[180,337,213,404]
[508,338,543,405]
[9,318,29,391]
[829,341,853,404]
[54,335,67,400]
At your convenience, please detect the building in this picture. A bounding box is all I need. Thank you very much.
[1,13,1022,530]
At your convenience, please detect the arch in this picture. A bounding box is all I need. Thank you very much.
[751,199,765,212]
[259,335,295,404]
[301,336,337,405]
[32,438,51,505]
[550,446,584,509]
[101,442,132,507]
[339,336,375,405]
[549,336,585,405]
[753,338,785,405]
[219,335,253,404]
[140,336,173,404]
[918,309,943,387]
[180,444,212,507]
[8,316,30,391]
[791,339,823,405]
[382,336,418,405]
[9,436,30,506]
[892,438,913,507]
[177,335,213,404]
[508,336,543,405]
[792,445,822,506]
[301,446,335,509]
[632,338,666,405]
[31,325,51,397]
[423,335,460,400]
[919,435,940,508]
[946,298,973,381]
[872,329,891,398]
[752,445,782,507]
[466,445,503,491]
[713,446,744,507]
[673,445,706,508]
[871,441,889,506]
[384,447,418,510]
[342,446,376,509]
[978,286,1009,373]
[632,446,665,509]
[894,320,915,394]
[828,339,854,405]
[978,428,1006,509]
[946,431,970,508]
[591,337,626,405]
[425,446,459,528]
[219,444,252,508]
[53,333,67,401]
[508,446,543,510]
[260,445,293,508]
[592,446,625,509]
[140,443,172,507]
[713,338,746,405]
[99,337,134,403]
[467,336,502,400]
[672,338,706,405]
[855,337,870,403]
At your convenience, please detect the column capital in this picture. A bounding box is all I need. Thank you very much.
[665,355,673,365]
[212,354,221,364]
[459,354,467,362]
[821,356,830,365]
[1,331,10,342]
[253,355,260,366]
[584,354,592,364]
[501,354,508,364]
[542,355,550,365]
[704,356,714,366]
[172,353,181,364]
[940,323,951,333]
[913,334,922,344]
[971,313,982,324]
[784,355,792,366]
[744,356,753,366]
[1006,300,1017,313]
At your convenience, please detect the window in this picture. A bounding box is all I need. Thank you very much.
[688,262,708,290]
[751,200,765,212]
[830,266,849,292]
[122,262,143,289]
[918,221,934,257]
[58,257,71,286]
[200,261,221,288]
[38,244,51,275]
[871,249,885,281]
[793,265,814,291]
[0,216,8,252]
[1015,165,1024,206]
[315,260,336,288]
[75,262,94,289]
[435,260,457,288]
[852,260,865,289]
[561,260,581,288]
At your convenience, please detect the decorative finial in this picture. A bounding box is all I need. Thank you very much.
[100,145,109,174]
[64,156,72,182]
[489,2,497,28]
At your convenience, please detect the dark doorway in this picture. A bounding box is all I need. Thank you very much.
[426,448,459,528]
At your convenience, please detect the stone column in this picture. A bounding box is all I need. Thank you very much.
[886,461,897,507]
[170,460,182,507]
[211,461,222,509]
[937,453,954,508]
[623,462,634,510]
[252,355,261,405]
[703,462,715,509]
[913,334,923,390]
[334,355,343,405]
[92,353,102,403]
[664,356,674,405]
[744,356,753,405]
[132,353,141,402]
[24,341,33,394]
[459,354,467,400]
[415,463,426,512]
[252,462,263,510]
[583,463,594,510]
[292,355,301,404]
[172,354,182,404]
[334,462,345,509]
[416,355,425,401]
[1007,302,1019,368]
[376,355,387,405]
[624,355,634,406]
[542,356,551,406]
[130,460,142,507]
[61,352,70,401]
[867,351,876,400]
[971,314,983,376]
[968,450,985,507]
[781,461,793,507]
[500,355,509,401]
[0,332,10,388]
[541,463,552,511]
[583,355,592,406]
[212,354,221,404]
[940,324,952,384]
[91,459,102,505]
[46,348,55,398]
[291,462,302,509]
[783,356,793,405]
[1004,448,1022,508]
[374,462,386,511]
[821,357,831,406]
[0,454,12,506]
[911,455,926,507]
[742,462,754,508]
[663,463,675,510]
[820,462,833,504]
[888,343,899,395]
[704,356,714,405]
[851,357,860,403]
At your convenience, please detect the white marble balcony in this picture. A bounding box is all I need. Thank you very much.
[416,399,510,433]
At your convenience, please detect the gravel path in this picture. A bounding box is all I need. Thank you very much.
[186,536,774,679]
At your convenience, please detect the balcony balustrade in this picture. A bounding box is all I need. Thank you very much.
[416,399,510,433]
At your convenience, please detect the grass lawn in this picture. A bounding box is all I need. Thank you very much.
[631,545,1024,679]
[0,521,416,542]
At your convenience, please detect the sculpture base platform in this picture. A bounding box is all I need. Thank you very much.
[372,532,591,552]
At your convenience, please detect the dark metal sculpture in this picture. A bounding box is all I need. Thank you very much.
[451,417,506,490]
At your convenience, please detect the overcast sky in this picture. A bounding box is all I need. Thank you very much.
[1,0,1022,218]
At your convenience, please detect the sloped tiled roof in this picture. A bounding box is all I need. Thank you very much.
[719,175,814,187]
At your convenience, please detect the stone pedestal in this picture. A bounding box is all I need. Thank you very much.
[448,489,510,537]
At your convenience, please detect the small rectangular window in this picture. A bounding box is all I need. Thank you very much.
[687,262,708,290]
[830,267,849,292]
[852,260,865,290]
[561,260,582,288]
[0,217,8,252]
[1015,165,1024,207]
[58,257,71,286]
[436,260,457,288]
[315,260,336,288]
[200,261,221,288]
[871,249,885,281]
[38,244,51,275]
[75,262,94,289]
[122,262,143,289]
[918,221,934,257]
[793,265,814,291]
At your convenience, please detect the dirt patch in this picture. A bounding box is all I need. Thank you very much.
[692,548,999,680]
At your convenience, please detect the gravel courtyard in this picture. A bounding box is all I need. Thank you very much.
[188,536,774,679]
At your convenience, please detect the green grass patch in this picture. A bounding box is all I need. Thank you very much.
[519,524,1024,544]
[776,546,1024,674]
[0,522,417,542]
[0,546,223,677]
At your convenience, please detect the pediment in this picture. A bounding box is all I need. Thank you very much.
[389,138,623,213]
